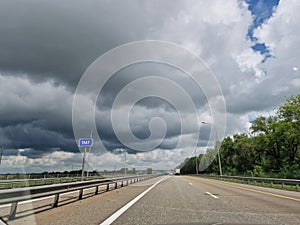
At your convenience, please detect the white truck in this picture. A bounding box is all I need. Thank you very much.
[175,168,181,175]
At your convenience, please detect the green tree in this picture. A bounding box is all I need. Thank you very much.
[178,94,300,178]
[278,95,300,169]
[278,95,300,122]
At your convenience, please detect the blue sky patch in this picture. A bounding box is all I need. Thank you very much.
[247,114,257,123]
[245,0,279,60]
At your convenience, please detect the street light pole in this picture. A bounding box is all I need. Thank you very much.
[195,148,199,175]
[124,150,127,177]
[216,140,222,176]
[201,122,223,176]
[0,146,4,166]
[86,130,93,178]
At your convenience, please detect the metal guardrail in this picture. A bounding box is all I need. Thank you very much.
[0,176,104,189]
[193,174,300,189]
[0,175,159,220]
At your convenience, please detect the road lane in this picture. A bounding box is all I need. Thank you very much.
[111,176,300,225]
[187,176,300,202]
[0,176,164,225]
[100,176,169,225]
[187,176,300,224]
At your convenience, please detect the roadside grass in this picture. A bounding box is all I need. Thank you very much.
[0,177,103,189]
[193,176,300,192]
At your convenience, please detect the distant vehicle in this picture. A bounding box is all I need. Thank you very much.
[175,168,181,175]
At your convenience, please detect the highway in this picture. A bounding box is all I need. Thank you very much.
[1,175,299,225]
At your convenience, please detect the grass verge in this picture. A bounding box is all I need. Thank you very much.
[192,175,300,192]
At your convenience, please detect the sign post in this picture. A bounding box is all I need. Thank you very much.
[78,139,93,181]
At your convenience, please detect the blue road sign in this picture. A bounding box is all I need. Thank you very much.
[79,138,93,147]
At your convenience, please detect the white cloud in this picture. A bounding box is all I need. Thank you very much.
[272,86,289,96]
[291,78,300,87]
[1,150,80,173]
[234,48,265,78]
[254,0,300,57]
[252,0,300,98]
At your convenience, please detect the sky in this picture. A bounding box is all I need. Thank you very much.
[0,0,299,173]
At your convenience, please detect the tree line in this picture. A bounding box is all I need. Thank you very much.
[180,94,300,178]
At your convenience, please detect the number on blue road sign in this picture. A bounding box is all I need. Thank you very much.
[79,138,93,147]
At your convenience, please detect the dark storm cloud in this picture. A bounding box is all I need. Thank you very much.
[96,99,182,153]
[97,62,208,110]
[1,123,77,156]
[0,0,234,161]
[0,0,189,158]
[1,0,229,162]
[0,148,19,157]
[0,85,73,136]
[92,61,209,153]
[0,0,185,88]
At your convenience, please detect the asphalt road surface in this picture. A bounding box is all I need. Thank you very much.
[1,175,299,225]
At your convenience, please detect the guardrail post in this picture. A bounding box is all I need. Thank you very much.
[121,181,124,187]
[271,182,273,187]
[296,184,298,191]
[106,184,110,191]
[282,183,284,189]
[79,189,83,200]
[95,186,99,195]
[115,182,118,189]
[9,202,18,220]
[53,194,59,207]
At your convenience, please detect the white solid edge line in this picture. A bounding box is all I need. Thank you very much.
[100,176,169,225]
[205,191,219,199]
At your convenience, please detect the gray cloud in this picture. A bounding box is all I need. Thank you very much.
[0,0,184,87]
